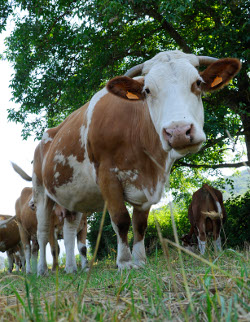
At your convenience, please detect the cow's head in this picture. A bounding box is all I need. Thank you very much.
[107,51,241,157]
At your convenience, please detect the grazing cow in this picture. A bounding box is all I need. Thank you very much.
[0,215,25,272]
[14,50,241,274]
[181,184,227,254]
[15,186,88,273]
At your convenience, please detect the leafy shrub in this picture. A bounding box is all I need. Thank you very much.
[87,203,190,259]
[223,190,250,248]
[145,204,190,253]
[87,212,117,260]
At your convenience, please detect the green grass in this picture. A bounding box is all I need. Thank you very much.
[0,247,249,321]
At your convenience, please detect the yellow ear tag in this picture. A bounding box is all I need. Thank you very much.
[126,91,139,100]
[211,76,223,87]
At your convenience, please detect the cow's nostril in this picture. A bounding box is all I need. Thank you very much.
[186,124,193,137]
[165,128,173,139]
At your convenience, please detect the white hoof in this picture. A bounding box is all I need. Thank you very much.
[133,259,146,268]
[65,265,77,274]
[37,266,49,276]
[117,261,139,271]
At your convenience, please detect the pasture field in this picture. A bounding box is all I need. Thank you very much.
[0,246,249,321]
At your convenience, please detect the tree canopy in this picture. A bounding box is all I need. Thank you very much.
[1,0,249,193]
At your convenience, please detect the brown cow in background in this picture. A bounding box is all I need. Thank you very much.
[0,214,25,272]
[15,187,88,273]
[181,184,227,254]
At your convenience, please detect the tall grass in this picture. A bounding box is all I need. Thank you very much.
[0,246,249,321]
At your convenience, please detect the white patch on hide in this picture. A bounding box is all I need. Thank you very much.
[53,89,108,213]
[42,131,53,144]
[216,201,222,216]
[54,172,60,179]
[111,168,139,183]
[54,153,66,166]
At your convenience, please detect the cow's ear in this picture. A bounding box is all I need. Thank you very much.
[107,76,145,100]
[200,58,241,92]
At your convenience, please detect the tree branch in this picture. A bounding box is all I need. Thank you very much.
[176,161,250,169]
[133,4,192,53]
[199,130,246,153]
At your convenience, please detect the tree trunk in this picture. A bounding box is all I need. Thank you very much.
[242,116,250,162]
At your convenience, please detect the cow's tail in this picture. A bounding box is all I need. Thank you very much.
[201,210,222,219]
[0,215,17,228]
[202,184,222,219]
[11,162,32,181]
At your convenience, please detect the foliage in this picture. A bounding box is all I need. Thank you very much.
[1,0,249,168]
[0,0,12,33]
[223,169,250,199]
[224,190,250,248]
[87,211,117,260]
[88,188,250,259]
[87,204,191,260]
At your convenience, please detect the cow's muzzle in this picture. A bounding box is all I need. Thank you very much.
[163,122,204,152]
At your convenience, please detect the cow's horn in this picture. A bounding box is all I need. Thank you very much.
[124,63,144,77]
[198,56,218,66]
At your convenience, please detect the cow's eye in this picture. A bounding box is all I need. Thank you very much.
[196,79,201,86]
[145,88,150,94]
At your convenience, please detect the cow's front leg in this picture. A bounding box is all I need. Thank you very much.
[18,245,26,272]
[77,214,88,270]
[7,251,14,273]
[36,195,53,276]
[18,224,32,273]
[31,239,39,274]
[49,223,60,272]
[99,168,134,270]
[197,225,206,255]
[63,212,82,273]
[132,208,149,267]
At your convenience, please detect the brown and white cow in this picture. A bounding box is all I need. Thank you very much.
[14,186,88,273]
[181,184,227,254]
[15,50,240,274]
[0,214,25,272]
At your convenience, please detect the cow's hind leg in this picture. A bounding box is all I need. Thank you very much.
[132,208,149,267]
[36,194,54,276]
[77,214,88,270]
[63,212,82,273]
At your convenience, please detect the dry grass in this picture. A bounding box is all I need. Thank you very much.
[0,246,249,321]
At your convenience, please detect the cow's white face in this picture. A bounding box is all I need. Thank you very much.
[142,54,206,157]
[107,51,241,158]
